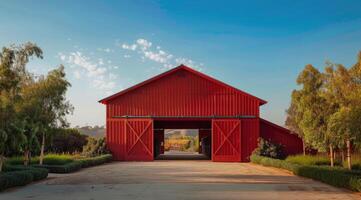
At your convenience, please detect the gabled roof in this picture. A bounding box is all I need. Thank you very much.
[99,65,267,105]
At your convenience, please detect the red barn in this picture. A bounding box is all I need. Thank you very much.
[99,65,303,162]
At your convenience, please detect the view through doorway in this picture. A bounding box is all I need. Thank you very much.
[164,129,199,154]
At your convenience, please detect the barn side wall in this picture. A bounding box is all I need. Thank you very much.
[107,119,126,161]
[241,118,259,162]
[260,119,303,156]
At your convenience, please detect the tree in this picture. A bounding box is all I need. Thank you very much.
[47,128,87,154]
[288,51,361,169]
[19,66,72,165]
[286,91,306,155]
[325,52,361,169]
[0,42,42,171]
[287,64,337,166]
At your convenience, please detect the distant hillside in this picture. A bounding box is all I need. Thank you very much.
[165,129,198,139]
[76,125,105,138]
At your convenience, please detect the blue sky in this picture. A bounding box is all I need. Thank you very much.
[1,0,361,127]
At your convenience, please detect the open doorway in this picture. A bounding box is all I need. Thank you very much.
[164,129,199,155]
[153,120,212,160]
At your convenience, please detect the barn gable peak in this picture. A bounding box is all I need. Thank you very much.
[99,64,267,105]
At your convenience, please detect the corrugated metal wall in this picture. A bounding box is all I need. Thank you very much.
[107,119,126,161]
[106,69,260,118]
[241,118,259,162]
[260,119,303,156]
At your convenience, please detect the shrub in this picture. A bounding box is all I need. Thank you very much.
[253,138,285,159]
[47,128,88,154]
[34,154,112,173]
[251,154,361,192]
[5,154,74,166]
[5,157,39,165]
[82,137,109,157]
[286,155,341,166]
[34,161,83,173]
[79,154,113,168]
[42,154,74,165]
[0,166,48,191]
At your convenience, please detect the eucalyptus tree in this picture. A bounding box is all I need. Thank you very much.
[19,65,72,165]
[286,91,306,155]
[287,64,337,166]
[0,42,42,170]
[325,52,361,169]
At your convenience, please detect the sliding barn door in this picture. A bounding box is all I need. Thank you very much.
[212,119,241,162]
[125,119,154,161]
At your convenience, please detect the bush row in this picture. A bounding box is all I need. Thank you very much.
[250,155,361,192]
[6,154,74,166]
[34,154,112,173]
[0,166,48,191]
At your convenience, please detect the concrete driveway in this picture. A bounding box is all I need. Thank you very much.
[1,161,360,200]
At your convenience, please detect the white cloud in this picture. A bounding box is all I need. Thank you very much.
[58,51,117,93]
[121,44,137,51]
[136,38,152,50]
[120,38,203,71]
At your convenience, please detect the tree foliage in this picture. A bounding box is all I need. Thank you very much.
[47,128,88,154]
[0,42,72,170]
[0,43,43,171]
[286,51,361,169]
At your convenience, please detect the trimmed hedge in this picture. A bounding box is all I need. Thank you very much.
[0,166,48,191]
[251,155,361,192]
[79,154,113,168]
[286,155,342,166]
[6,154,74,166]
[34,154,112,173]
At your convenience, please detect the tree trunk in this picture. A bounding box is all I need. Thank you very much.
[341,149,345,163]
[302,140,306,156]
[0,154,4,172]
[39,132,45,165]
[329,144,334,167]
[24,149,30,166]
[346,139,351,170]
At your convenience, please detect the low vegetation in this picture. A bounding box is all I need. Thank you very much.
[34,154,112,173]
[286,155,341,166]
[0,166,48,191]
[251,155,361,192]
[252,138,284,159]
[6,154,74,166]
[286,154,361,170]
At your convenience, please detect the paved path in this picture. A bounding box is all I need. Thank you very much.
[1,161,360,200]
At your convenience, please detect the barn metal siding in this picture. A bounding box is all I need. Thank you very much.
[106,69,261,119]
[106,119,126,161]
[241,118,259,162]
[260,119,303,156]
